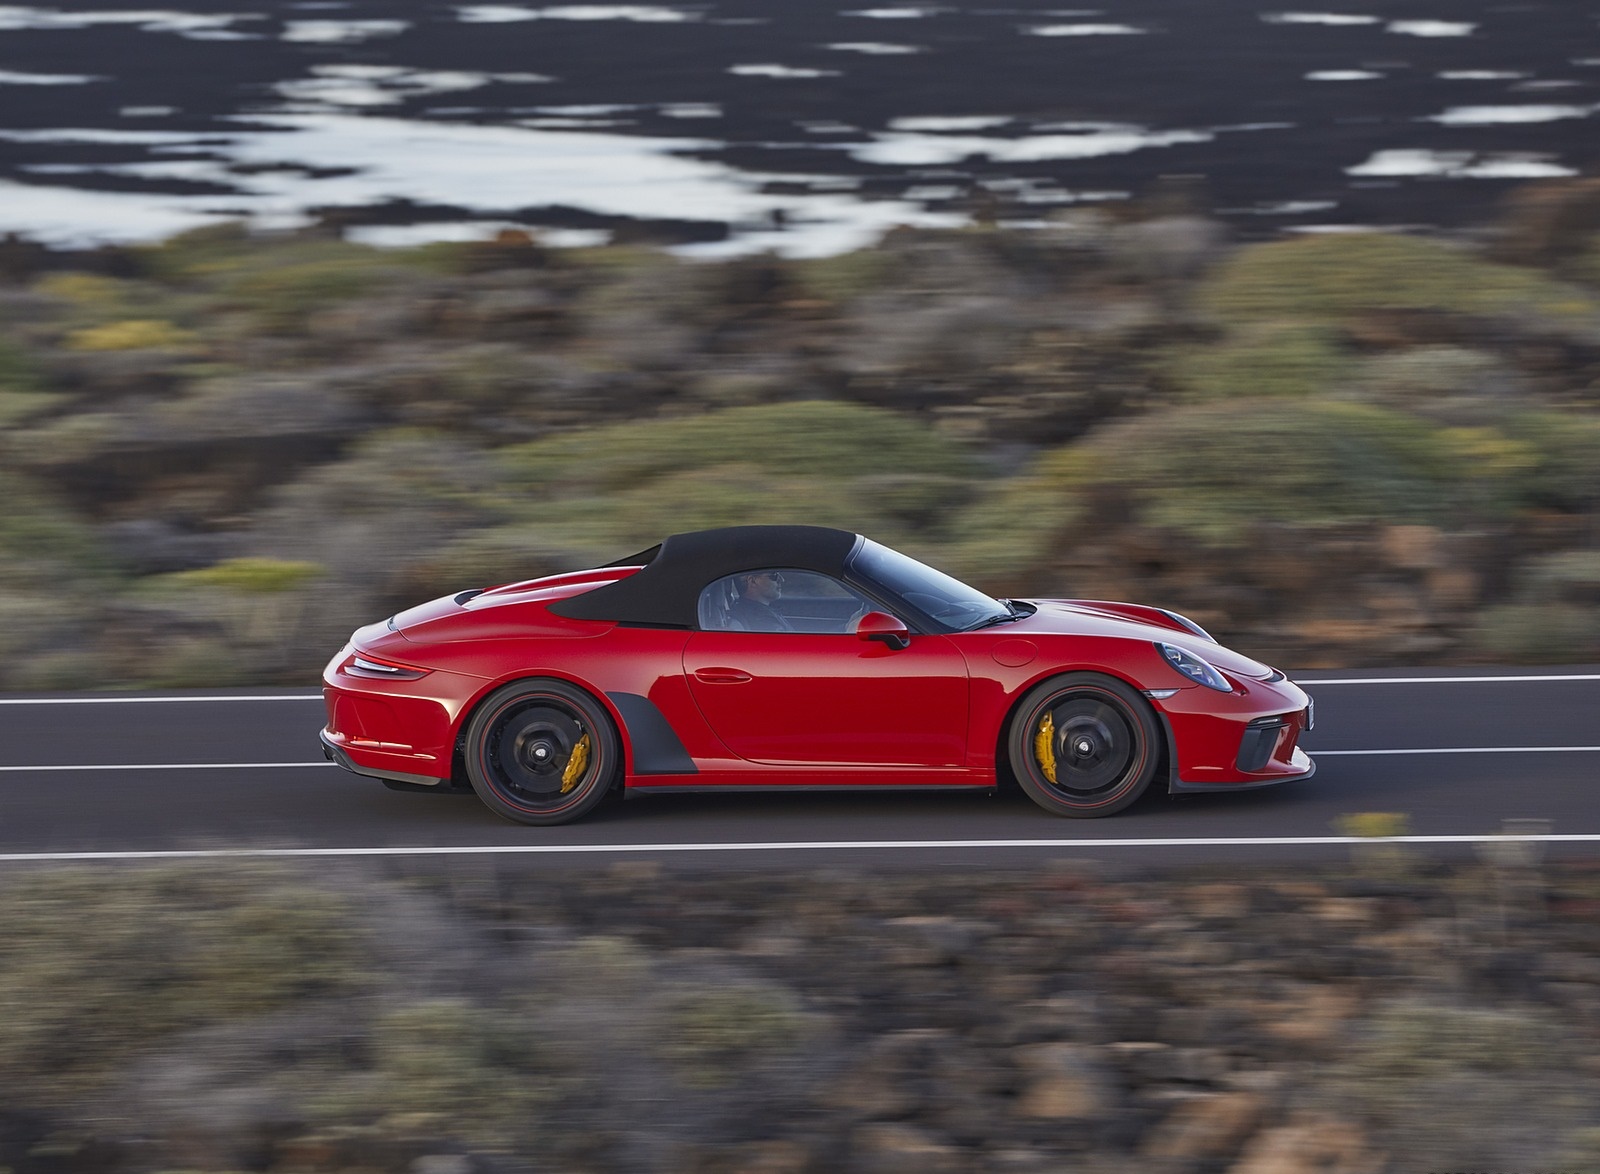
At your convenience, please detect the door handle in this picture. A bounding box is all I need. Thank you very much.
[694,667,753,684]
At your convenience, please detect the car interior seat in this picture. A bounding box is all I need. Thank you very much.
[697,577,745,630]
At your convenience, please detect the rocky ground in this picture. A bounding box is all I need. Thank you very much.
[1,183,1600,688]
[3,852,1600,1173]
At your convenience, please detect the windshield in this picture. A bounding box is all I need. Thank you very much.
[849,539,1011,632]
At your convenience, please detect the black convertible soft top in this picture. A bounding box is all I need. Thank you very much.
[547,525,862,629]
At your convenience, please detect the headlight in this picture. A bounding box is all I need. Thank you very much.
[1155,642,1232,692]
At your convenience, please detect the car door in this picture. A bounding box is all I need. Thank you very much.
[683,569,969,768]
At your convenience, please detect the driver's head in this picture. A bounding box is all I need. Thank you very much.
[740,570,783,604]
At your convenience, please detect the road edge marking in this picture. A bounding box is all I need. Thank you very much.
[1298,674,1600,685]
[0,762,336,772]
[0,695,323,704]
[2,834,1599,863]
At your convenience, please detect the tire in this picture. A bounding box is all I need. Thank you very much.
[1006,673,1160,818]
[462,679,620,826]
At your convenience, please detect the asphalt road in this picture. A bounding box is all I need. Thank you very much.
[1,668,1597,869]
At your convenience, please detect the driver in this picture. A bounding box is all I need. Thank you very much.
[729,570,793,632]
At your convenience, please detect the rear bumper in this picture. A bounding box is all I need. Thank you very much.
[320,729,448,788]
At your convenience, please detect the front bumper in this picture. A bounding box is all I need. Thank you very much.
[1169,745,1315,793]
[1156,673,1316,793]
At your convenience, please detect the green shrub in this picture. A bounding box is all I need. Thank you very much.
[0,471,107,587]
[1473,550,1600,661]
[1353,345,1508,400]
[1519,550,1600,602]
[1503,411,1600,512]
[791,248,900,304]
[158,557,323,594]
[1004,400,1518,547]
[1572,232,1600,288]
[1198,233,1599,324]
[1336,812,1411,839]
[497,401,975,495]
[1166,321,1351,399]
[0,866,366,1099]
[0,388,61,426]
[1339,999,1568,1097]
[306,998,560,1136]
[1474,603,1600,662]
[0,335,41,390]
[221,259,385,331]
[655,984,807,1088]
[489,401,984,556]
[66,318,198,352]
[127,221,258,283]
[35,272,133,308]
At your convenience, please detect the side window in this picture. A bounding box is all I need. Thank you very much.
[697,570,876,634]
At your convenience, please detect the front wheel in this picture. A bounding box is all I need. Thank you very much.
[463,679,619,826]
[1006,673,1160,818]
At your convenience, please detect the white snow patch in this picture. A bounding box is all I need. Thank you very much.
[346,222,610,249]
[826,41,922,53]
[1346,148,1576,178]
[1426,103,1594,125]
[730,64,841,78]
[274,67,525,109]
[281,19,408,41]
[889,115,1012,131]
[0,6,263,35]
[1261,12,1379,26]
[0,68,103,84]
[854,126,1211,166]
[0,114,969,257]
[841,7,936,16]
[456,4,693,19]
[0,177,228,244]
[1230,199,1339,214]
[1026,22,1144,35]
[1387,19,1474,36]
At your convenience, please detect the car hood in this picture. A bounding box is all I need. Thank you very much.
[1008,600,1277,680]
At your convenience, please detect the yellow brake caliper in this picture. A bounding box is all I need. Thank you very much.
[1033,710,1058,784]
[560,733,592,794]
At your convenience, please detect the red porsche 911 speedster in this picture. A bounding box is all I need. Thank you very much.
[320,526,1313,824]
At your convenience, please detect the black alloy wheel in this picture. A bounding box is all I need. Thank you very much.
[463,678,620,825]
[1007,673,1161,817]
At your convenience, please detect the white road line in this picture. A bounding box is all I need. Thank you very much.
[0,695,323,704]
[0,674,1595,704]
[2,833,1599,863]
[2,746,1599,773]
[0,676,1589,717]
[1299,674,1600,685]
[0,762,334,772]
[1312,746,1600,756]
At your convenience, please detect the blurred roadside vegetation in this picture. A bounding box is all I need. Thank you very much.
[2,187,1599,688]
[3,858,1600,1171]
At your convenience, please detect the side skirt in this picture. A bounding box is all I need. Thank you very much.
[626,783,996,796]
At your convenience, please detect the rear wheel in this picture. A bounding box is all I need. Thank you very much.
[463,679,619,826]
[1007,673,1159,818]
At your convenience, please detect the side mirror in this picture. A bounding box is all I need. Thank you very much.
[855,611,911,651]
